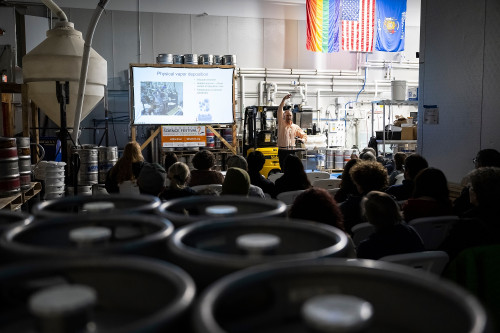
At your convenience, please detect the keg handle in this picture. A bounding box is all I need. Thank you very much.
[30,143,46,173]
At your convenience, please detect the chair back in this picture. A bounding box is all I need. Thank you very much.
[191,184,223,195]
[119,180,140,194]
[351,222,375,247]
[312,178,341,190]
[379,250,450,275]
[409,215,459,250]
[276,190,306,205]
[268,173,283,183]
[306,172,330,183]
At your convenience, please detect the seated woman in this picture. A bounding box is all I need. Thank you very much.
[289,187,356,257]
[402,167,453,222]
[440,167,500,261]
[247,151,275,196]
[389,152,406,185]
[160,162,197,201]
[341,161,389,234]
[188,150,224,186]
[105,141,144,194]
[357,191,424,260]
[334,158,360,203]
[273,154,311,198]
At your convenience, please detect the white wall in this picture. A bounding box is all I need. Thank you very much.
[419,0,500,183]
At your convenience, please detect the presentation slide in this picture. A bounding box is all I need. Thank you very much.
[131,66,234,125]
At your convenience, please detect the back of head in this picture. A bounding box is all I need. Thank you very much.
[468,166,500,208]
[476,149,500,168]
[360,151,376,162]
[289,188,344,230]
[164,152,178,171]
[122,141,144,163]
[247,151,265,173]
[339,158,361,194]
[192,150,215,170]
[137,162,166,196]
[282,154,310,187]
[168,162,191,188]
[221,167,250,195]
[404,154,429,180]
[393,152,407,170]
[362,147,377,156]
[350,161,388,194]
[413,167,449,202]
[362,191,402,228]
[226,155,248,171]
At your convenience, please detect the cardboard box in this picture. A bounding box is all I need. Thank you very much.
[401,126,417,140]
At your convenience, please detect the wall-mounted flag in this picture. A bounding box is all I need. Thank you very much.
[375,0,407,52]
[306,0,342,53]
[341,0,376,52]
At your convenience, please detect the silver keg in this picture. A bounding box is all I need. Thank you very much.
[97,146,118,184]
[0,257,196,333]
[193,259,490,333]
[184,54,198,64]
[157,53,173,64]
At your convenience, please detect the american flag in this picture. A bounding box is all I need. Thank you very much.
[342,0,375,52]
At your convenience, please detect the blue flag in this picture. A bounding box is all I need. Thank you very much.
[375,0,407,52]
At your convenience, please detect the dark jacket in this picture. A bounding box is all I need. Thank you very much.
[105,161,144,194]
[357,223,425,260]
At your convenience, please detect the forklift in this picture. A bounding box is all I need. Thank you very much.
[243,105,281,178]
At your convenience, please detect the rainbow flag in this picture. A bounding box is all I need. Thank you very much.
[306,0,342,53]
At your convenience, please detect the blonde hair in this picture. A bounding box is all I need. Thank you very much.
[111,142,144,183]
[168,162,191,189]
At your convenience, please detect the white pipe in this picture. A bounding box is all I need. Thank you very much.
[72,0,109,144]
[271,82,278,105]
[266,83,271,105]
[240,75,245,121]
[258,81,265,106]
[41,0,67,21]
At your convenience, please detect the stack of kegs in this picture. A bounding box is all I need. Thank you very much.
[97,146,118,184]
[15,137,32,190]
[71,146,98,189]
[222,128,233,145]
[44,161,66,200]
[206,128,215,148]
[157,53,236,66]
[0,137,20,197]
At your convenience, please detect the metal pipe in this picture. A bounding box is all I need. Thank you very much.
[72,0,110,145]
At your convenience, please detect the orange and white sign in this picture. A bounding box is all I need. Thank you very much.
[161,125,207,147]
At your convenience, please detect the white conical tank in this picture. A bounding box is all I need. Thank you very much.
[22,21,107,127]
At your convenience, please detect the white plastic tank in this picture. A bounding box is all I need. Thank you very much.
[22,21,107,127]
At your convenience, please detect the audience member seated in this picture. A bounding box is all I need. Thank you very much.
[359,151,376,162]
[357,191,424,260]
[334,159,360,203]
[440,167,500,261]
[221,167,251,196]
[402,167,453,222]
[137,162,166,196]
[289,187,356,257]
[341,161,389,234]
[226,154,265,198]
[273,154,311,198]
[188,150,224,186]
[105,141,145,194]
[389,152,406,185]
[247,150,275,196]
[163,151,178,172]
[452,149,500,216]
[160,162,197,201]
[385,153,428,201]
